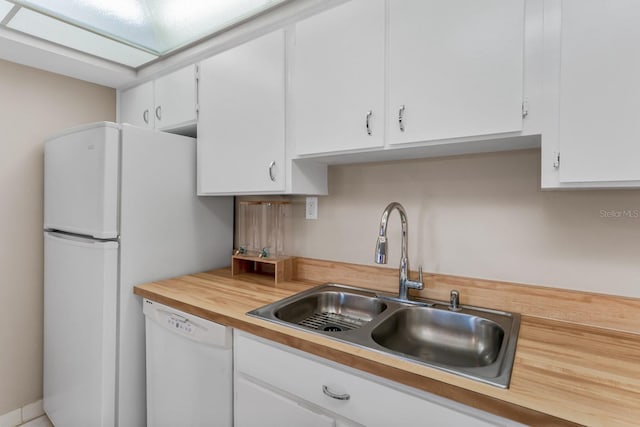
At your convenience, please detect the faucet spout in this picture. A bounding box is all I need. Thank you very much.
[374,235,387,264]
[374,202,423,301]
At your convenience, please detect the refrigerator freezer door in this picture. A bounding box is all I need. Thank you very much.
[44,122,120,239]
[43,232,118,427]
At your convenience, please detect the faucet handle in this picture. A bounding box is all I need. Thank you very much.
[406,266,424,290]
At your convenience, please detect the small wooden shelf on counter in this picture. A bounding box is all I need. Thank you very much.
[231,254,293,286]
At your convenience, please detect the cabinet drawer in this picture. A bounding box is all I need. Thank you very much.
[235,333,517,426]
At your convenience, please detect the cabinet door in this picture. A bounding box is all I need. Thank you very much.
[387,0,525,145]
[120,81,154,128]
[293,0,385,155]
[555,0,640,183]
[154,65,197,131]
[198,30,286,194]
[235,375,335,427]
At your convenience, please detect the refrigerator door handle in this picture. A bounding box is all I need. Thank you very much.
[45,231,118,248]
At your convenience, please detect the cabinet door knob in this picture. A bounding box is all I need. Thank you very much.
[322,385,350,401]
[366,110,373,136]
[155,106,162,121]
[398,105,406,132]
[268,161,276,182]
[143,109,149,124]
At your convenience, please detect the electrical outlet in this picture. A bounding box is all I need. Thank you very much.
[305,197,318,220]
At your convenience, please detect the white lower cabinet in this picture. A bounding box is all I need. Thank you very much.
[235,376,337,427]
[234,332,522,427]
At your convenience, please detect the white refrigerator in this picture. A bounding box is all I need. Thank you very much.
[42,122,233,427]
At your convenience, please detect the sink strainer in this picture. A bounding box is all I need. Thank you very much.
[298,312,367,332]
[322,324,343,332]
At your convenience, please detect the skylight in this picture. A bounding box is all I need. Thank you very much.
[8,7,158,67]
[0,0,14,21]
[1,0,287,67]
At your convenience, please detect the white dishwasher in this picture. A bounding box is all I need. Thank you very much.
[143,298,233,427]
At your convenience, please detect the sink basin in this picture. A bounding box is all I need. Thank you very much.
[247,283,520,388]
[274,289,387,332]
[371,307,504,368]
[249,284,386,333]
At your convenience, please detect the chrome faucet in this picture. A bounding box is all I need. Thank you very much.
[374,202,423,301]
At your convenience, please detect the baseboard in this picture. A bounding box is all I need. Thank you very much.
[21,401,43,423]
[0,400,44,427]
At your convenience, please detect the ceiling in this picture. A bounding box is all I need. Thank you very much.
[0,0,299,87]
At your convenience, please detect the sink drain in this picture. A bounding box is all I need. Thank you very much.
[322,324,343,332]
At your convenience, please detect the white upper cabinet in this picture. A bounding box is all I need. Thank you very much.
[120,81,154,128]
[197,28,328,196]
[387,0,525,145]
[541,0,640,188]
[153,65,198,133]
[119,65,197,135]
[197,30,287,195]
[292,0,385,155]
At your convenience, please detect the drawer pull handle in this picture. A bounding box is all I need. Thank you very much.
[155,105,162,121]
[366,110,373,136]
[143,109,149,124]
[398,105,406,132]
[322,385,350,401]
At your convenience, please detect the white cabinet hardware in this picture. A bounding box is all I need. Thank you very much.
[268,161,276,182]
[365,111,373,136]
[322,385,350,401]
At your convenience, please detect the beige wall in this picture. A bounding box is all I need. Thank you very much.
[0,59,115,415]
[287,149,640,298]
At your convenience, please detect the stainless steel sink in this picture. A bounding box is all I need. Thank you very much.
[273,288,387,332]
[247,283,520,388]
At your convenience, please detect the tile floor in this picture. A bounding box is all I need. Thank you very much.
[20,416,52,427]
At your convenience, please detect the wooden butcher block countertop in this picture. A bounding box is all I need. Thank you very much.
[134,258,640,426]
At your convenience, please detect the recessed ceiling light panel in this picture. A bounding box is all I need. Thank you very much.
[11,0,287,55]
[8,7,157,67]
